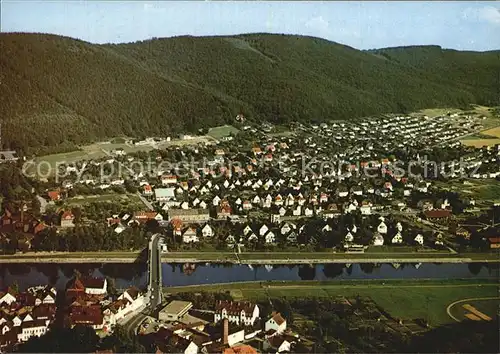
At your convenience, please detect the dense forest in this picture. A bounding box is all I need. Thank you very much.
[1,33,499,154]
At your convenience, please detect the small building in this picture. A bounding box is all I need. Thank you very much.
[81,277,108,295]
[487,237,500,249]
[372,233,384,246]
[424,209,451,221]
[168,209,210,223]
[155,188,176,202]
[60,211,75,228]
[159,301,193,322]
[265,312,287,333]
[214,300,259,326]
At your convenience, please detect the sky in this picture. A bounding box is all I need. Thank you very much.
[1,1,499,51]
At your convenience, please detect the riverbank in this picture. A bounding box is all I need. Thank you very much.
[164,279,500,326]
[0,251,498,263]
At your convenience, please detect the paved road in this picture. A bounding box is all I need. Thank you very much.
[123,310,147,337]
[125,233,163,337]
[149,233,162,309]
[137,192,154,211]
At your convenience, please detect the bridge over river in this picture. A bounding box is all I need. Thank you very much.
[122,233,164,336]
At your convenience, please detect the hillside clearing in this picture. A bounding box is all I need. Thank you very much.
[207,125,240,139]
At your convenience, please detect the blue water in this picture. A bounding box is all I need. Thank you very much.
[0,263,497,291]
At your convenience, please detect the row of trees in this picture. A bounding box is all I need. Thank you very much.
[33,225,148,252]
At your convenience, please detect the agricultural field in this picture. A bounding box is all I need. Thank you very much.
[416,107,461,117]
[28,135,215,177]
[27,150,94,177]
[207,125,240,139]
[435,180,500,205]
[460,112,500,147]
[476,127,500,138]
[461,138,500,148]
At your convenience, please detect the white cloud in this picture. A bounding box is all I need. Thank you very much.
[463,6,500,26]
[479,6,500,24]
[304,15,331,34]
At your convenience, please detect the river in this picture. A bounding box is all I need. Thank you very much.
[1,262,498,291]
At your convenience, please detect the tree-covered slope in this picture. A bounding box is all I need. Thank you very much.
[0,32,498,153]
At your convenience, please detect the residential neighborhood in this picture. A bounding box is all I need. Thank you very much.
[2,110,498,255]
[0,277,148,352]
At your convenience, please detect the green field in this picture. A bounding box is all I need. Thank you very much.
[165,279,498,326]
[207,125,240,139]
[28,150,93,176]
[29,136,215,177]
[435,179,500,204]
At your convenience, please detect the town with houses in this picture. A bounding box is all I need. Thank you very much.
[0,272,312,353]
[1,110,499,254]
[0,109,499,352]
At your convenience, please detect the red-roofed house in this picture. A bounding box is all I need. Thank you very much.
[69,305,104,330]
[265,312,287,333]
[143,184,153,196]
[487,237,500,249]
[161,175,178,185]
[423,209,451,220]
[214,301,259,326]
[47,191,61,201]
[60,211,75,228]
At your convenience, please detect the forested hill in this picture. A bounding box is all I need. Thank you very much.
[1,32,499,153]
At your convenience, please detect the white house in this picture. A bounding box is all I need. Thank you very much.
[214,301,260,326]
[201,224,214,237]
[263,335,291,353]
[212,195,221,206]
[247,233,258,243]
[373,233,385,246]
[392,232,403,244]
[118,287,145,312]
[155,188,176,202]
[360,204,372,215]
[265,312,287,333]
[259,224,269,237]
[17,320,48,342]
[280,223,294,235]
[243,225,253,236]
[183,228,199,243]
[0,291,16,305]
[104,288,145,328]
[11,316,22,327]
[377,221,388,234]
[82,277,108,295]
[265,231,276,244]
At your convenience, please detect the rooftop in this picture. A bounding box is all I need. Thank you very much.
[161,300,193,316]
